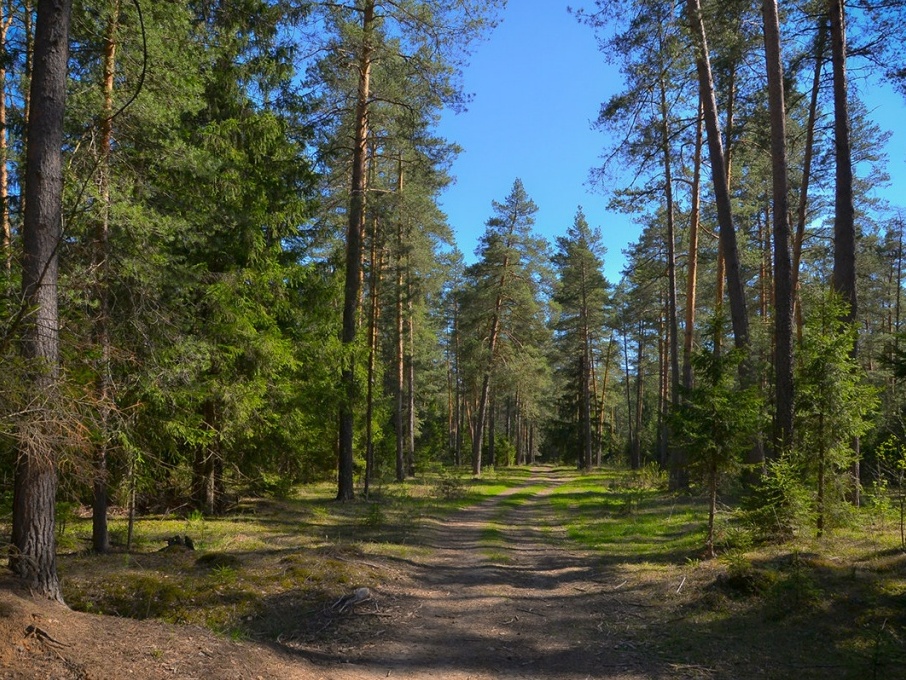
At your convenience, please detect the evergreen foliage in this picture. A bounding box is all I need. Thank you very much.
[1,0,906,601]
[672,316,763,557]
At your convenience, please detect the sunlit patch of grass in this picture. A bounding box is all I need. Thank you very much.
[545,468,708,561]
[360,540,430,560]
[479,521,513,563]
[480,524,504,544]
[59,466,532,641]
[498,485,547,509]
[484,551,512,564]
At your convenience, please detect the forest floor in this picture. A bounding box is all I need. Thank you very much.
[1,466,906,679]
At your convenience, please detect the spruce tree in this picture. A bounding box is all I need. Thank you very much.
[551,208,610,470]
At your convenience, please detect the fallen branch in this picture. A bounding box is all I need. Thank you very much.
[25,625,71,647]
[332,587,373,613]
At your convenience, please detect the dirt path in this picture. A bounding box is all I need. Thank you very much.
[1,468,669,679]
[291,468,656,679]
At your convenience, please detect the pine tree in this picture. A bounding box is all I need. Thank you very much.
[10,0,72,602]
[762,0,795,452]
[457,179,550,476]
[673,317,763,557]
[551,208,610,471]
[309,0,503,499]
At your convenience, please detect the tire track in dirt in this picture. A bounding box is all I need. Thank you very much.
[296,467,658,679]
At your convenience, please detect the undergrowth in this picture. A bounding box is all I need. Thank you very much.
[54,465,906,676]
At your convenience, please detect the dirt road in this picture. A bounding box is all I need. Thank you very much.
[292,468,657,679]
[1,468,676,679]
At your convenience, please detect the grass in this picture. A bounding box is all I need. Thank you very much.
[546,468,707,562]
[537,467,906,679]
[57,467,529,638]
[48,464,906,676]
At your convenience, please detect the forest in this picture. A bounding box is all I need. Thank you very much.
[2,0,906,609]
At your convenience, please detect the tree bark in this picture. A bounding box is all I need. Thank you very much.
[92,0,119,555]
[622,326,634,468]
[364,215,382,498]
[580,264,593,471]
[0,4,11,275]
[395,218,405,481]
[656,60,684,487]
[829,0,855,322]
[633,319,645,470]
[713,60,736,354]
[338,0,375,501]
[763,0,795,453]
[686,0,749,351]
[793,20,827,340]
[10,0,72,602]
[406,263,416,476]
[828,0,859,504]
[597,335,615,466]
[471,253,508,477]
[683,101,703,392]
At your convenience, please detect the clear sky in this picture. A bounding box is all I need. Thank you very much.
[435,3,906,283]
[435,3,631,282]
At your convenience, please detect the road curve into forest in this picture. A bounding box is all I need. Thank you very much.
[295,467,658,680]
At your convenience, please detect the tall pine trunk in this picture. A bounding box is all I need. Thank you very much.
[686,0,749,352]
[0,6,10,275]
[793,20,827,340]
[683,102,703,391]
[829,0,859,503]
[11,0,72,602]
[364,215,383,498]
[471,256,508,477]
[92,0,119,555]
[763,0,795,454]
[406,264,416,476]
[395,218,406,481]
[338,0,375,501]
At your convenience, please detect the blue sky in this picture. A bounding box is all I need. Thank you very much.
[435,3,630,281]
[435,3,906,283]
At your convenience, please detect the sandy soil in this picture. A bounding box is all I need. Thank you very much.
[0,468,669,679]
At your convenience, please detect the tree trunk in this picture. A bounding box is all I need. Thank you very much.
[713,60,736,355]
[597,335,615,466]
[793,20,827,340]
[488,397,496,466]
[453,299,463,466]
[395,219,405,482]
[657,74,681,407]
[633,319,645,470]
[657,307,668,468]
[338,0,375,501]
[471,256,508,477]
[828,0,859,504]
[686,0,749,351]
[406,266,416,476]
[364,215,383,498]
[92,0,119,555]
[656,65,684,486]
[11,0,72,602]
[763,0,795,454]
[0,6,10,275]
[706,458,718,558]
[581,349,593,471]
[580,278,593,470]
[683,101,703,391]
[622,327,634,468]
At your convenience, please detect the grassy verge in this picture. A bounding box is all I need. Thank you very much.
[57,466,528,640]
[543,466,906,679]
[48,464,906,676]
